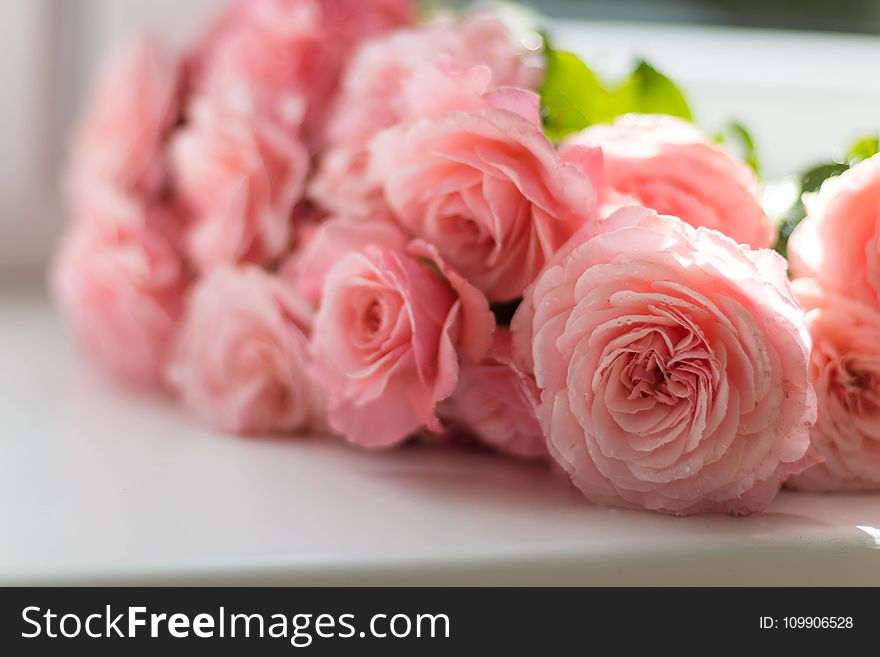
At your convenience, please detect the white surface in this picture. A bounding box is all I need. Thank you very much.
[2,289,880,586]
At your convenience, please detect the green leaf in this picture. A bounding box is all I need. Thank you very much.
[539,48,606,142]
[846,134,880,163]
[799,162,849,194]
[714,121,760,174]
[539,45,692,142]
[773,210,802,260]
[612,60,693,122]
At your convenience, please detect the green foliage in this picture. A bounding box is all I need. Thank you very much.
[847,134,880,163]
[540,45,693,142]
[614,60,692,122]
[714,121,761,174]
[540,48,606,142]
[799,162,850,194]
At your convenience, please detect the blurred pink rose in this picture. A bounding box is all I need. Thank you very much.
[308,145,392,221]
[51,190,187,387]
[512,207,817,515]
[786,279,880,491]
[310,11,544,219]
[168,265,324,434]
[442,329,546,459]
[311,60,511,220]
[788,154,880,307]
[325,13,543,145]
[370,93,598,302]
[311,231,495,447]
[68,34,181,199]
[563,114,775,249]
[189,0,414,140]
[170,96,309,273]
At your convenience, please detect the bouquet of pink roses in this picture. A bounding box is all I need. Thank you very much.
[52,0,880,515]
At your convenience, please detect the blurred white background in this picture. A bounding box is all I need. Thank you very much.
[2,0,880,277]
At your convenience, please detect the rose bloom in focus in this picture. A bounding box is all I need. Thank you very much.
[309,221,495,448]
[168,265,325,434]
[370,89,598,303]
[786,279,880,491]
[512,207,817,515]
[564,114,775,249]
[788,154,880,307]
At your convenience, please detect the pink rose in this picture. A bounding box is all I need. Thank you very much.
[311,227,495,447]
[308,145,393,221]
[310,62,499,220]
[786,279,880,490]
[51,189,187,387]
[512,207,817,515]
[168,265,324,434]
[284,216,408,305]
[442,329,546,459]
[563,114,775,249]
[170,95,309,273]
[311,12,544,217]
[68,34,181,199]
[189,0,414,140]
[369,93,598,302]
[788,154,880,307]
[311,61,508,220]
[325,13,543,145]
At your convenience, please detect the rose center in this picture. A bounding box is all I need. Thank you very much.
[363,299,384,336]
[616,329,713,408]
[623,350,679,404]
[844,366,871,390]
[831,360,880,415]
[454,215,484,242]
